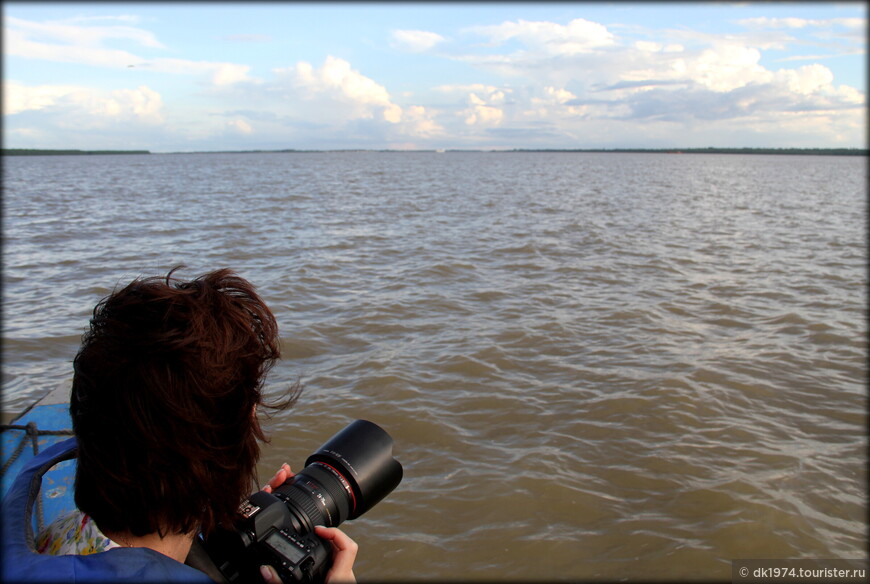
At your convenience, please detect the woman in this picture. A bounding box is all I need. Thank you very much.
[4,268,356,583]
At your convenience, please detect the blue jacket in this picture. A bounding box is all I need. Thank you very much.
[1,437,214,583]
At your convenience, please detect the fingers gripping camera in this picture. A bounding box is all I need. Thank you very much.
[204,420,403,583]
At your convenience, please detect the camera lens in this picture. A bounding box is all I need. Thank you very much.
[272,420,403,530]
[272,463,352,529]
[201,420,402,583]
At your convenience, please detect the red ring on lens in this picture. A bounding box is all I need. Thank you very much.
[312,462,357,514]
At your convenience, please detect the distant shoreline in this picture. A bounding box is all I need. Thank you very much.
[2,149,151,156]
[3,147,867,156]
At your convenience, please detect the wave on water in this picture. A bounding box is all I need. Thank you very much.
[2,152,867,580]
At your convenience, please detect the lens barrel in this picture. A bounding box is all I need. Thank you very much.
[273,419,403,528]
[273,463,352,529]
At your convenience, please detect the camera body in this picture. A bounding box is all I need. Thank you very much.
[207,489,331,582]
[203,420,402,583]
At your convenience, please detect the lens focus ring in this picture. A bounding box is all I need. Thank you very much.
[274,480,325,530]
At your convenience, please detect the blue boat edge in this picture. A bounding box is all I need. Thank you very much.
[1,382,76,537]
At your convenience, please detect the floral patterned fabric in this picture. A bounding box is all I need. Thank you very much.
[36,509,122,555]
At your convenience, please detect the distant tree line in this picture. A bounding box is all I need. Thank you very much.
[507,147,868,156]
[2,149,151,156]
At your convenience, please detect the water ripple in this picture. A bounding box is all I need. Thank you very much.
[2,152,866,580]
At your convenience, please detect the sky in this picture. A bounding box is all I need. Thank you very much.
[3,2,867,152]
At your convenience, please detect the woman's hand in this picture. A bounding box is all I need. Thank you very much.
[314,526,358,584]
[258,464,358,583]
[262,463,293,493]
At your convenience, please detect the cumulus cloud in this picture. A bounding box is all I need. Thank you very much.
[120,52,449,150]
[4,80,165,126]
[4,10,864,150]
[433,84,509,127]
[689,44,770,92]
[226,119,253,134]
[521,85,589,120]
[372,15,861,149]
[3,81,82,115]
[274,56,403,123]
[217,56,448,146]
[398,105,445,138]
[456,18,865,135]
[463,90,505,126]
[544,86,576,104]
[464,103,503,126]
[391,29,446,52]
[582,61,862,127]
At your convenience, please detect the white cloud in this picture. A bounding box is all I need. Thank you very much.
[460,92,504,126]
[468,18,615,55]
[5,26,147,68]
[773,64,833,95]
[635,41,662,53]
[431,83,510,127]
[690,44,769,92]
[435,83,508,95]
[106,86,164,123]
[68,15,143,25]
[6,15,164,49]
[464,18,864,103]
[4,80,165,126]
[399,105,445,138]
[5,16,253,86]
[222,57,449,145]
[737,17,866,30]
[435,16,866,147]
[391,29,446,52]
[4,10,864,150]
[739,17,815,29]
[3,81,78,115]
[545,86,576,104]
[436,84,512,106]
[523,86,587,121]
[227,119,253,134]
[275,56,403,123]
[135,59,252,86]
[210,63,252,86]
[464,105,503,126]
[736,16,867,48]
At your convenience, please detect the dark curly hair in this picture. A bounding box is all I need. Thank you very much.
[71,268,299,537]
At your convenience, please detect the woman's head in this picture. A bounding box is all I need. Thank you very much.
[71,268,297,537]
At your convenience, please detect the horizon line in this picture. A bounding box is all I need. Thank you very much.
[3,146,868,156]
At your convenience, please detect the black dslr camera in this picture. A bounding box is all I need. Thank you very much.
[202,420,403,583]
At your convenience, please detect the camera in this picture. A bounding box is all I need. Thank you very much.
[202,420,403,583]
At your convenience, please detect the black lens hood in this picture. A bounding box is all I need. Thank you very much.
[305,419,403,519]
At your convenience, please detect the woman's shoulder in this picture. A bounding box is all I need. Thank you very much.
[36,509,121,556]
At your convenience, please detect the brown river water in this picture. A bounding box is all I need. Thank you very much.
[2,151,867,580]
